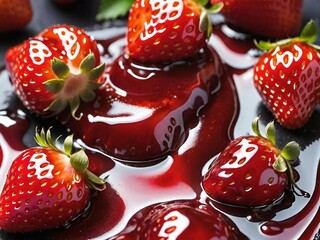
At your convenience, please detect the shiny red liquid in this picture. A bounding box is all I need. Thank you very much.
[0,24,319,239]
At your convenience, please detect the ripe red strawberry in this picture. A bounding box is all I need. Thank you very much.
[5,25,105,119]
[110,201,248,239]
[254,20,320,129]
[0,0,32,33]
[0,128,106,233]
[211,0,303,39]
[202,117,309,207]
[127,0,223,62]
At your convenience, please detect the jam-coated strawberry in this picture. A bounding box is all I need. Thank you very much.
[202,117,309,207]
[5,25,105,119]
[211,0,303,39]
[0,128,106,233]
[110,200,248,239]
[254,20,320,129]
[127,0,222,62]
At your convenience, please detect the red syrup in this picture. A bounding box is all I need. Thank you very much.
[0,24,318,240]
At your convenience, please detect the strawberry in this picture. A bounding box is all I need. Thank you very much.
[0,128,106,233]
[211,0,303,39]
[0,0,32,33]
[5,25,105,119]
[127,0,223,62]
[254,20,320,129]
[202,117,309,207]
[110,201,248,239]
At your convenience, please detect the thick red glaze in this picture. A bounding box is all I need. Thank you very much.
[0,24,319,239]
[60,47,223,161]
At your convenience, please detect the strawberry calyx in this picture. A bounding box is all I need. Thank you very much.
[198,1,224,38]
[252,117,310,198]
[255,20,320,51]
[34,127,107,191]
[44,52,105,120]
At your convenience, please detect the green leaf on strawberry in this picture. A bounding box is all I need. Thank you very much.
[96,0,134,21]
[255,20,319,51]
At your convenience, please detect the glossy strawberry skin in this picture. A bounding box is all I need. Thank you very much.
[202,136,287,207]
[211,0,303,39]
[110,201,248,240]
[254,41,320,129]
[127,0,207,62]
[5,25,103,116]
[0,0,32,32]
[0,147,90,233]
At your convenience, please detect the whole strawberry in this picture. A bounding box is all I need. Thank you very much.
[127,0,223,62]
[211,0,303,39]
[0,0,32,32]
[254,20,320,129]
[5,25,105,119]
[202,117,309,207]
[0,128,106,233]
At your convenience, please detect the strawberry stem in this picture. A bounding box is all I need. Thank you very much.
[285,160,310,198]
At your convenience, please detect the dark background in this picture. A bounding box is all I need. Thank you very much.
[0,0,319,66]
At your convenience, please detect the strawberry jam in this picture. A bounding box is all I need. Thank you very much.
[59,46,223,161]
[0,24,319,240]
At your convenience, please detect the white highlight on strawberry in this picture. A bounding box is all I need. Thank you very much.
[221,138,258,169]
[53,27,80,61]
[158,210,189,239]
[27,153,54,180]
[29,40,52,65]
[140,0,183,41]
[293,59,320,119]
[270,45,303,70]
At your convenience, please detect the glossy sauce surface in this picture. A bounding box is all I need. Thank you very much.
[0,24,319,240]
